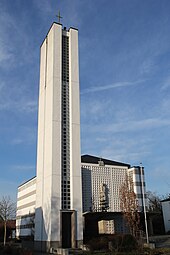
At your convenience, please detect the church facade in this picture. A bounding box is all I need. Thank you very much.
[16,22,147,252]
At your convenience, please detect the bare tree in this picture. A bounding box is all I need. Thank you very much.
[0,196,16,246]
[147,191,163,212]
[119,174,140,238]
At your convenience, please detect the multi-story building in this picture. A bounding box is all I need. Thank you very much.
[16,177,36,238]
[128,166,146,211]
[81,155,129,212]
[81,155,146,213]
[81,155,147,238]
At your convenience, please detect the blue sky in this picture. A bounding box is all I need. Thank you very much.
[0,0,170,201]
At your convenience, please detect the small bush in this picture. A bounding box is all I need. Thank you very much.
[141,247,170,255]
[151,247,170,255]
[108,234,138,252]
[121,234,138,251]
[86,234,138,252]
[87,236,108,251]
[108,235,122,252]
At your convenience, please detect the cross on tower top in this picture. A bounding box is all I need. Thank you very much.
[56,11,63,24]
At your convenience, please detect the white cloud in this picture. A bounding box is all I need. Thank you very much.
[81,114,170,165]
[0,98,37,113]
[140,58,156,75]
[81,80,144,95]
[0,5,38,69]
[82,129,154,166]
[17,100,37,113]
[84,117,170,134]
[0,10,16,67]
[101,148,149,164]
[81,98,111,121]
[97,136,152,162]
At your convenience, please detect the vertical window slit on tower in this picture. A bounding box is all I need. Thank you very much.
[61,34,70,210]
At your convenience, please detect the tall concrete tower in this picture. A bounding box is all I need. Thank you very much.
[34,23,83,251]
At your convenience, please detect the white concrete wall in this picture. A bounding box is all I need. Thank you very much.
[81,163,128,212]
[16,177,36,238]
[50,23,62,242]
[35,23,62,243]
[35,36,47,242]
[162,200,170,233]
[69,27,83,241]
[35,23,83,246]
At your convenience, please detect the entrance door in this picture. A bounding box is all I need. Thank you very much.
[61,211,72,248]
[61,210,77,248]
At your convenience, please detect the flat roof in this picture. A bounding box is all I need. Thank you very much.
[18,176,36,188]
[81,154,130,168]
[40,22,78,48]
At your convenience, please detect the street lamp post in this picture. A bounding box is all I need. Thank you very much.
[140,163,149,244]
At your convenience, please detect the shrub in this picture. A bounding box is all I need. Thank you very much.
[150,248,170,255]
[108,234,138,252]
[108,235,123,252]
[121,234,138,251]
[87,234,138,252]
[87,236,108,251]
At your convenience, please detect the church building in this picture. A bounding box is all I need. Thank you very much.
[16,22,147,252]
